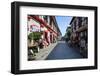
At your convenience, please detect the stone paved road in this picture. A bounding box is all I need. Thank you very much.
[46,41,83,60]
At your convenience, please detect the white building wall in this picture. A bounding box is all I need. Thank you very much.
[28,18,40,35]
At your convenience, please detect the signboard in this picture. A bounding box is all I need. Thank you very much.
[28,18,40,33]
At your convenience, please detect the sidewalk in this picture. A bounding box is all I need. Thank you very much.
[34,42,58,60]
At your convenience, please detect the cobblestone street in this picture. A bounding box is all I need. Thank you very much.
[46,41,83,60]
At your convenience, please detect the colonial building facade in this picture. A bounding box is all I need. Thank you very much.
[28,15,62,47]
[70,17,88,57]
[70,17,88,38]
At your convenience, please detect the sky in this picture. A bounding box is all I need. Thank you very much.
[55,16,72,36]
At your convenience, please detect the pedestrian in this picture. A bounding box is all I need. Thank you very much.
[80,36,86,53]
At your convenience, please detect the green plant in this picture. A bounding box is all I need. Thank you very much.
[28,32,41,41]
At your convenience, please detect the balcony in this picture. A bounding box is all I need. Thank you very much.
[76,25,87,32]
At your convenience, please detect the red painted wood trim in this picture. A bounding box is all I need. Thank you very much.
[28,15,59,36]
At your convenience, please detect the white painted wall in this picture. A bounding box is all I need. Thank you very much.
[0,0,99,76]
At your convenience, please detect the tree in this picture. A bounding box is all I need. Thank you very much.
[64,26,71,41]
[67,29,71,39]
